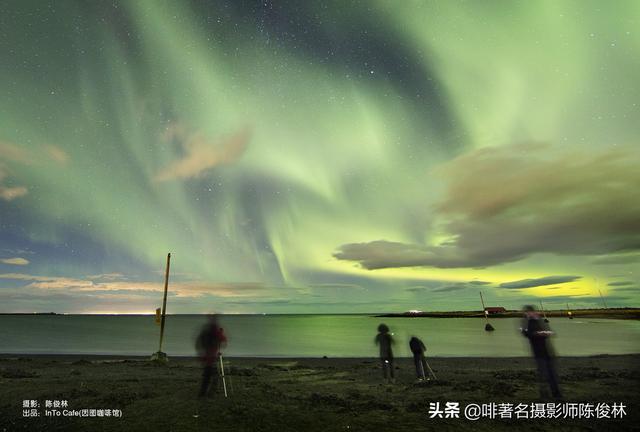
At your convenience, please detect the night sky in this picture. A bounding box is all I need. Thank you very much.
[1,0,638,313]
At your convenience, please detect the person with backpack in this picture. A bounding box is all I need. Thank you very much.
[196,315,227,397]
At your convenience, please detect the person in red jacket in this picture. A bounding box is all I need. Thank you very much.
[196,315,227,397]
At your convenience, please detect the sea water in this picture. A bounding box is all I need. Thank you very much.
[0,314,639,357]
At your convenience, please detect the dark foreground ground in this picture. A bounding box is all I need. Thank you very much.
[1,355,638,431]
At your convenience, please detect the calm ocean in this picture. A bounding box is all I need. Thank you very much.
[1,314,639,357]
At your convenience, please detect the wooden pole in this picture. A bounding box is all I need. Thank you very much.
[479,291,488,321]
[480,291,494,331]
[598,289,608,309]
[158,253,171,353]
[540,300,549,322]
[595,277,608,309]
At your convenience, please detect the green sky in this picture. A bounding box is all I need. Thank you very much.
[0,0,638,313]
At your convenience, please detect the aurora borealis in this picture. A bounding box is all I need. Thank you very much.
[0,0,638,313]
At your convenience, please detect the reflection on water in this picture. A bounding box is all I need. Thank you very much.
[0,315,638,357]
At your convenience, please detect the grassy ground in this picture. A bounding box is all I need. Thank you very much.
[1,355,638,431]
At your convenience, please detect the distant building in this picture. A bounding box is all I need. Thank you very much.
[404,309,424,315]
[484,307,506,315]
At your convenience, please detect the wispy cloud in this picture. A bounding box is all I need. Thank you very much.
[591,254,640,265]
[154,124,251,182]
[468,280,491,285]
[612,287,637,292]
[0,140,70,201]
[1,140,69,165]
[0,184,28,201]
[405,279,494,293]
[532,294,631,304]
[405,286,427,292]
[45,145,70,164]
[0,141,32,163]
[86,273,127,281]
[309,283,363,290]
[607,281,634,287]
[2,248,34,255]
[0,165,28,201]
[433,285,467,293]
[499,275,581,289]
[0,273,269,299]
[0,257,30,266]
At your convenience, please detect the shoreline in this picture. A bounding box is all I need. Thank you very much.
[379,307,640,319]
[2,307,638,319]
[2,353,639,360]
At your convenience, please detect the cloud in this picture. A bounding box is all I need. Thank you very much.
[45,145,70,164]
[0,273,56,281]
[499,275,581,289]
[0,184,27,201]
[433,284,467,292]
[334,144,640,269]
[607,281,634,287]
[0,141,69,201]
[531,295,631,304]
[1,140,69,165]
[2,248,33,255]
[591,254,640,265]
[27,279,96,290]
[468,280,491,285]
[309,283,363,290]
[0,257,30,265]
[405,279,492,293]
[0,141,32,163]
[405,286,428,292]
[334,240,456,269]
[86,273,127,281]
[0,165,28,201]
[154,124,251,182]
[220,299,292,306]
[0,273,271,299]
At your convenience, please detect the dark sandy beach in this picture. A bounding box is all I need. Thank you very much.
[1,355,638,431]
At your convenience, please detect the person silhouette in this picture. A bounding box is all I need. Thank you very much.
[195,315,227,397]
[521,305,562,399]
[409,336,428,381]
[375,323,395,383]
